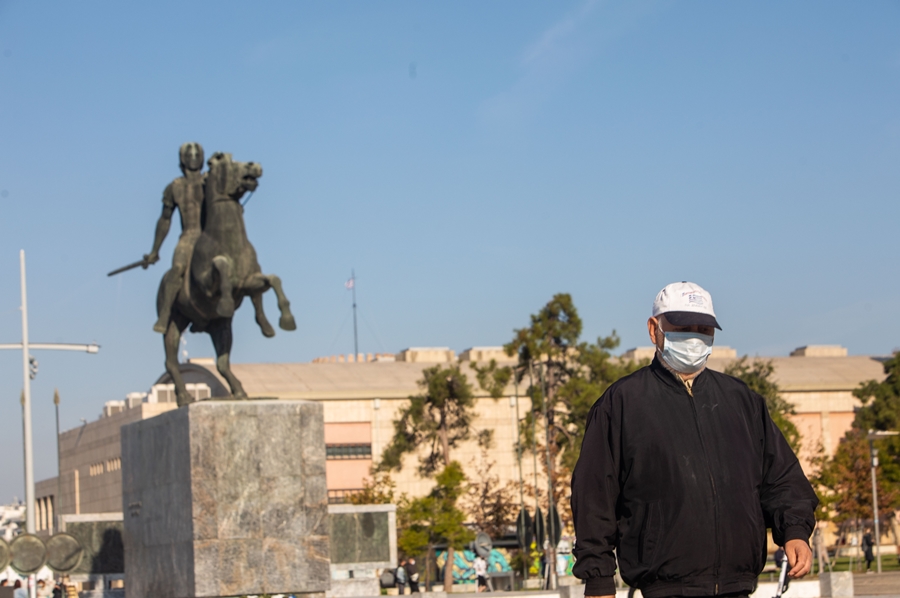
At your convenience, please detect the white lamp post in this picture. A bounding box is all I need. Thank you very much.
[866,429,899,574]
[2,251,100,598]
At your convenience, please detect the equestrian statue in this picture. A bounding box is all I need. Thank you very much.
[109,143,296,406]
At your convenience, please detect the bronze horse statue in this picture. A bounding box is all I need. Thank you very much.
[160,152,296,406]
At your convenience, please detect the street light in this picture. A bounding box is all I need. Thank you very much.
[866,429,899,574]
[1,251,100,598]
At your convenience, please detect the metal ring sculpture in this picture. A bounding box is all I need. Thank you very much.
[9,534,46,575]
[45,533,84,574]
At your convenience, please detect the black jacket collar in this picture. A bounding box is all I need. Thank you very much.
[650,355,708,392]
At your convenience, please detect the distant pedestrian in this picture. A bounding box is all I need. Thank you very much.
[13,580,26,598]
[774,547,786,569]
[473,555,488,592]
[395,559,408,594]
[37,579,52,598]
[556,552,569,578]
[862,531,875,572]
[405,557,420,593]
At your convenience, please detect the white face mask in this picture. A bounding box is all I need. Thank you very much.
[657,323,714,374]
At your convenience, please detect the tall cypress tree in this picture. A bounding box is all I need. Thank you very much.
[503,293,644,557]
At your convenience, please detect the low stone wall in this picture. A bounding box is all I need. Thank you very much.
[327,578,380,597]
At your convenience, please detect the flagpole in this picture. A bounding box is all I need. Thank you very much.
[351,269,358,362]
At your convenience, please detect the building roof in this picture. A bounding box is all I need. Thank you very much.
[185,350,888,400]
[188,358,462,400]
[707,355,886,392]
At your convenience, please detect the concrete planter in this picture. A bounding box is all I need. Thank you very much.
[819,571,853,597]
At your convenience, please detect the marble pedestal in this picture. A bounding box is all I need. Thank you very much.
[121,400,330,598]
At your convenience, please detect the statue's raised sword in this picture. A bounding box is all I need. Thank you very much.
[107,257,152,277]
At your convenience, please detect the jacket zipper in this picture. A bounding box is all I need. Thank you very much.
[686,389,720,594]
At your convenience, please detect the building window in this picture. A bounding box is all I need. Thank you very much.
[328,489,364,504]
[36,496,54,532]
[89,462,105,476]
[106,457,121,472]
[325,443,372,460]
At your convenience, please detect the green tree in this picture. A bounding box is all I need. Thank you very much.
[814,429,899,524]
[814,353,900,528]
[347,470,398,505]
[378,364,475,476]
[378,364,477,586]
[565,331,646,470]
[470,359,513,399]
[504,294,644,531]
[854,352,900,435]
[399,462,475,589]
[723,357,801,454]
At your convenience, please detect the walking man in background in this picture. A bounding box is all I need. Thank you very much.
[395,559,408,594]
[405,557,420,593]
[862,530,875,572]
[473,554,489,592]
[572,281,819,598]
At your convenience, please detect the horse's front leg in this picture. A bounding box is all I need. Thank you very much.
[208,319,247,400]
[243,275,276,337]
[246,273,296,332]
[163,314,193,407]
[250,292,275,338]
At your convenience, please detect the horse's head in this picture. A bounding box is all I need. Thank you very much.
[206,152,263,201]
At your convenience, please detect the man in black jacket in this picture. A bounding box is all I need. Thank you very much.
[571,282,818,598]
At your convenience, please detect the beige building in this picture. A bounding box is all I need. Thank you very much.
[35,344,887,537]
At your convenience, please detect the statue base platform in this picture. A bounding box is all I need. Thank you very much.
[121,400,330,598]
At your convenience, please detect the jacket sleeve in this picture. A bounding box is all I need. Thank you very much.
[571,393,620,596]
[756,392,819,546]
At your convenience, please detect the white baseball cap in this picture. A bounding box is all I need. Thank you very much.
[652,281,721,330]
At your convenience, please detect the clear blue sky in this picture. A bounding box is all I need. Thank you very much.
[1,1,898,502]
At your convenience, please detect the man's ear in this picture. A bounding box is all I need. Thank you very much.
[647,317,660,346]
